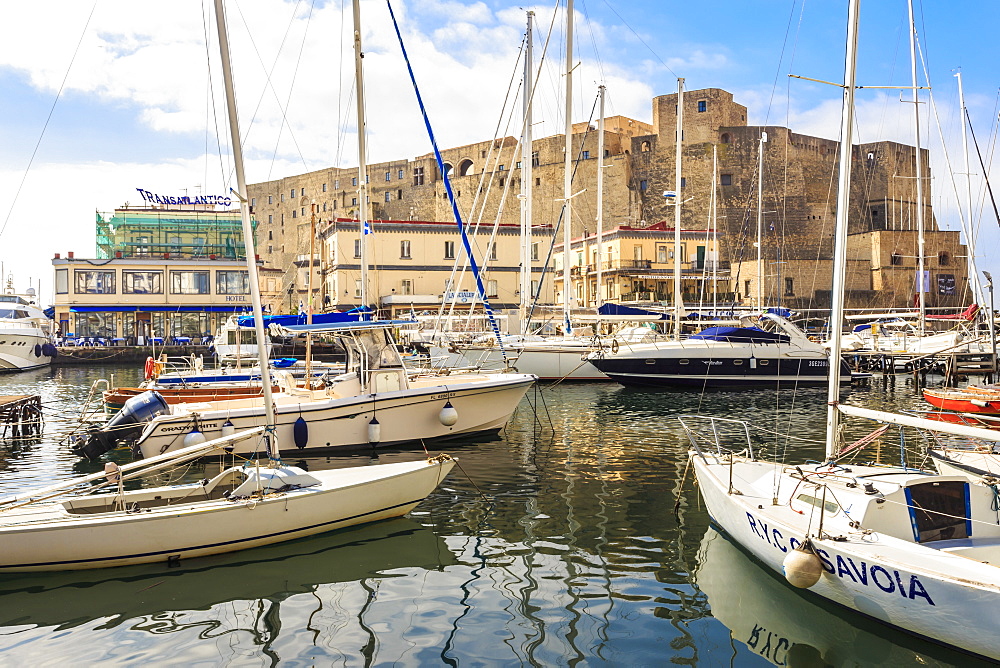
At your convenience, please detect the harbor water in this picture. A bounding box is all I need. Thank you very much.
[0,365,989,666]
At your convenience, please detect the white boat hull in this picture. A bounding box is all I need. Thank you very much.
[0,458,454,571]
[136,373,535,458]
[431,343,609,380]
[0,330,53,372]
[691,452,1000,660]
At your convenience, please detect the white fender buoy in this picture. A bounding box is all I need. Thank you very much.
[439,400,459,426]
[783,539,824,588]
[104,462,121,484]
[221,419,236,437]
[183,428,208,448]
[368,416,381,445]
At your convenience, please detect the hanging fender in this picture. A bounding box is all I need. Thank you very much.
[144,356,156,380]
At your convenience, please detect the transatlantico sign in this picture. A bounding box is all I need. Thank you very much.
[136,188,233,207]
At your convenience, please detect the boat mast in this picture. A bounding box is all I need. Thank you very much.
[673,77,684,340]
[711,144,718,315]
[353,0,371,311]
[562,0,574,335]
[519,11,534,334]
[908,0,926,333]
[213,0,278,459]
[756,131,767,310]
[596,84,606,308]
[825,0,860,461]
[955,70,984,307]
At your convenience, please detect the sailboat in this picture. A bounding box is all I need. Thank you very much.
[687,2,1000,660]
[0,0,457,571]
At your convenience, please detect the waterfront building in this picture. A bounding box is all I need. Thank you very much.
[315,217,555,320]
[249,87,971,312]
[51,200,285,342]
[552,223,728,309]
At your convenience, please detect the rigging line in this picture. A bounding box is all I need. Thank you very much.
[597,0,676,78]
[200,0,227,197]
[386,1,508,363]
[761,0,803,128]
[230,0,316,180]
[0,1,97,243]
[577,0,606,86]
[966,111,1000,230]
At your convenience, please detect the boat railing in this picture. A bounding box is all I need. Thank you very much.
[678,414,754,460]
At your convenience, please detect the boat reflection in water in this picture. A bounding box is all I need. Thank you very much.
[695,528,990,667]
[0,519,453,634]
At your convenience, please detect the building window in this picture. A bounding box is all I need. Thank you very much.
[250,197,255,208]
[397,189,402,200]
[291,189,296,198]
[745,280,751,296]
[531,151,539,167]
[721,133,731,144]
[292,210,297,219]
[938,251,950,266]
[401,279,413,295]
[268,214,273,225]
[322,183,327,192]
[398,169,404,179]
[487,279,498,298]
[516,161,522,169]
[890,252,903,266]
[55,269,68,294]
[335,179,340,189]
[352,177,358,187]
[721,174,732,186]
[302,187,306,196]
[640,141,651,152]
[499,178,505,188]
[280,194,285,202]
[938,274,956,295]
[582,150,590,160]
[698,100,707,112]
[681,177,687,188]
[322,203,327,212]
[75,270,115,294]
[444,240,456,259]
[301,207,305,216]
[216,270,250,295]
[385,191,391,202]
[531,242,539,262]
[123,271,162,294]
[170,271,209,295]
[489,244,497,261]
[498,164,505,171]
[535,177,541,186]
[784,277,794,296]
[351,197,358,206]
[640,180,648,191]
[354,239,362,259]
[385,171,391,181]
[413,167,425,186]
[355,280,362,298]
[400,240,411,259]
[268,195,273,204]
[657,245,668,264]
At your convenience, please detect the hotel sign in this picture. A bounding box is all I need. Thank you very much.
[136,188,233,207]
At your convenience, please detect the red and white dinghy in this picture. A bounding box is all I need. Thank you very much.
[922,385,1000,414]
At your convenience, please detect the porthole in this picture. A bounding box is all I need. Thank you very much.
[759,359,770,366]
[679,359,690,365]
[733,359,744,366]
[645,359,656,365]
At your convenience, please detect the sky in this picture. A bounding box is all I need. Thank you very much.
[1,0,998,306]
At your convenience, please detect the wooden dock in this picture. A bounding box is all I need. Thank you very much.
[0,395,42,438]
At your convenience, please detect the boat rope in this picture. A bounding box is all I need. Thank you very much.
[386,1,507,365]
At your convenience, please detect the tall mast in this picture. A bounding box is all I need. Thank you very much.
[353,0,371,310]
[562,0,574,335]
[711,144,718,315]
[956,71,983,306]
[519,12,534,334]
[213,0,278,459]
[908,0,926,332]
[672,78,684,340]
[596,84,606,307]
[756,131,767,310]
[825,0,860,460]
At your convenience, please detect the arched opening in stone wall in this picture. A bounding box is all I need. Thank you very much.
[458,159,474,176]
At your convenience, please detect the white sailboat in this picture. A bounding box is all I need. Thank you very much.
[687,2,1000,660]
[0,0,459,572]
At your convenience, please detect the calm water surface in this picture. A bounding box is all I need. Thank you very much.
[0,366,988,666]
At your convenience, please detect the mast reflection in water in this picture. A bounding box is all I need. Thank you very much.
[0,366,983,664]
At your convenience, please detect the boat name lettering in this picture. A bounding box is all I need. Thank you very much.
[702,360,722,366]
[136,188,233,208]
[744,512,935,605]
[432,392,456,400]
[161,423,219,433]
[808,360,828,367]
[747,624,790,665]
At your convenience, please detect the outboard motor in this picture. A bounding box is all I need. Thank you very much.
[73,391,171,460]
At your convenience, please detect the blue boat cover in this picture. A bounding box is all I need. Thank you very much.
[597,303,668,319]
[237,307,372,328]
[689,326,791,344]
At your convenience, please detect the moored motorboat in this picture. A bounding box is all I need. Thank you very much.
[0,283,57,373]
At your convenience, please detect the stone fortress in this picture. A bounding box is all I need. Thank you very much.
[248,86,970,314]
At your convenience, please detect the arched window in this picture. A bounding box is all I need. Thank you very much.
[720,133,731,144]
[458,159,474,176]
[442,163,453,177]
[640,141,651,152]
[938,251,950,266]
